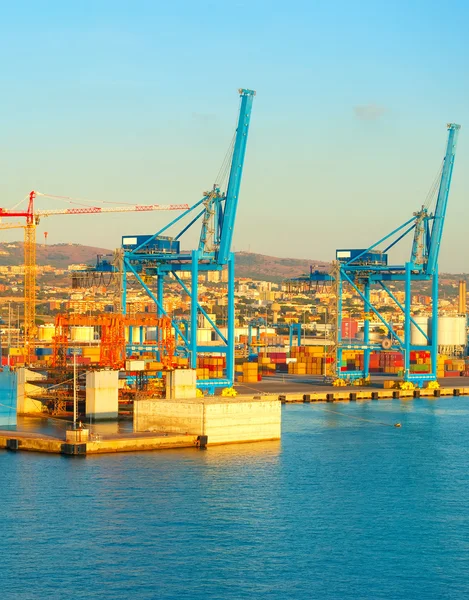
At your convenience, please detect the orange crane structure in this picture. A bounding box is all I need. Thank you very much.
[52,313,175,369]
[0,190,189,360]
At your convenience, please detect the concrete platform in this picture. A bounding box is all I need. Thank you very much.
[0,429,200,455]
[134,395,281,445]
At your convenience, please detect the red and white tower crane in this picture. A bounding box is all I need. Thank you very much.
[0,190,189,359]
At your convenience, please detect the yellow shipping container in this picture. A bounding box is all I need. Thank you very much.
[83,347,101,356]
[10,348,25,356]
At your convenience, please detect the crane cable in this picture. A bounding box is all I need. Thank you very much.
[318,405,400,428]
[214,132,236,191]
[423,160,444,212]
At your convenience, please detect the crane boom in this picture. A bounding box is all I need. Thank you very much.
[35,204,189,217]
[217,88,255,264]
[0,203,190,219]
[425,123,460,275]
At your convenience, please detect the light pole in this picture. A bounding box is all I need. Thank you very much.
[7,302,11,367]
[72,350,78,428]
[323,307,328,380]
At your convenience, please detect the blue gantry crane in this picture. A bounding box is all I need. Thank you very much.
[285,266,334,294]
[335,123,460,386]
[120,89,256,390]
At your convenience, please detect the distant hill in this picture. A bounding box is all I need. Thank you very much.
[0,242,110,269]
[0,243,465,287]
[0,243,329,280]
[235,251,330,282]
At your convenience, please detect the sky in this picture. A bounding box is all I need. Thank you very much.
[0,0,468,271]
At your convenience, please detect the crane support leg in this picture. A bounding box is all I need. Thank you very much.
[364,281,371,379]
[157,275,164,319]
[404,262,411,379]
[336,273,343,378]
[431,267,439,380]
[190,250,199,369]
[227,253,235,384]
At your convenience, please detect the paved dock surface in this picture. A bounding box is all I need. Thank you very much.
[234,374,469,395]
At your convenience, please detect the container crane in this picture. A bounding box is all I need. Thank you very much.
[121,88,256,390]
[0,192,190,360]
[335,123,460,386]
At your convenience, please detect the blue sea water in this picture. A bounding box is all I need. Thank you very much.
[3,398,469,600]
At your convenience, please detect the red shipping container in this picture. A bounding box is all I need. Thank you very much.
[444,371,461,377]
[342,319,358,339]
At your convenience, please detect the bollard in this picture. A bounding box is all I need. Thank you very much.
[371,392,379,400]
[326,393,334,403]
[413,390,421,398]
[279,395,287,404]
[6,439,19,451]
[454,389,460,396]
[433,389,441,397]
[197,435,208,449]
[303,394,311,403]
[61,443,87,456]
[392,391,400,399]
[349,392,357,401]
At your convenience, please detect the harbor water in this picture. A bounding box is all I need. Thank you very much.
[3,398,469,599]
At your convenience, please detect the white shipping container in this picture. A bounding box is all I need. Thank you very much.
[125,360,145,372]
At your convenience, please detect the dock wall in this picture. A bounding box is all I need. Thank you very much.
[134,396,281,445]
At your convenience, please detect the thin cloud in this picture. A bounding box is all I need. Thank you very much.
[192,112,216,122]
[353,104,388,121]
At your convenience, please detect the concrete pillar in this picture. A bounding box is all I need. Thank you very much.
[166,369,197,399]
[86,370,119,421]
[17,368,45,415]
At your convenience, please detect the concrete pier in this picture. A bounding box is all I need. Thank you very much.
[134,395,282,445]
[0,430,200,455]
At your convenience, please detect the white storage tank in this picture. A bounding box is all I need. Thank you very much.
[410,316,429,346]
[125,326,145,344]
[70,326,94,342]
[38,324,55,341]
[436,316,466,346]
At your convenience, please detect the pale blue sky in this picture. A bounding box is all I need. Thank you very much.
[0,0,468,271]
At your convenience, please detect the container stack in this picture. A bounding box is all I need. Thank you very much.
[339,350,364,372]
[258,351,287,373]
[82,346,101,363]
[381,351,404,374]
[8,348,25,367]
[237,362,259,383]
[257,354,276,377]
[436,355,445,378]
[409,350,431,375]
[369,352,381,373]
[196,356,225,380]
[174,356,189,369]
[288,346,333,376]
[442,357,465,377]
